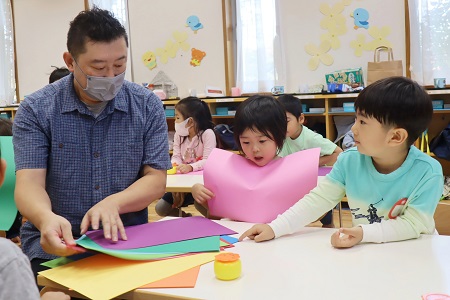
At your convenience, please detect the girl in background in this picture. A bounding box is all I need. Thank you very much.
[192,95,287,217]
[155,97,216,217]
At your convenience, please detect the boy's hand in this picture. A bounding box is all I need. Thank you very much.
[330,227,363,248]
[192,184,214,206]
[239,224,275,242]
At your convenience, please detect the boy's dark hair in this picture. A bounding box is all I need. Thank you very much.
[355,76,432,146]
[67,6,128,59]
[0,119,12,136]
[233,95,287,153]
[278,94,303,118]
[49,66,71,84]
[175,96,215,145]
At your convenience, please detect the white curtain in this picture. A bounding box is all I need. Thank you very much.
[236,0,285,93]
[88,0,133,82]
[408,0,450,85]
[0,0,16,105]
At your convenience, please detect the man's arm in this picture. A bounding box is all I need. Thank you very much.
[15,169,79,257]
[80,165,167,241]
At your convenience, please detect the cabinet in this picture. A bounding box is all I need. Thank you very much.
[162,89,450,174]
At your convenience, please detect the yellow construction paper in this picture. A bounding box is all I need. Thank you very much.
[39,252,218,300]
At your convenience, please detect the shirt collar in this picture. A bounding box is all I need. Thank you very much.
[60,74,128,115]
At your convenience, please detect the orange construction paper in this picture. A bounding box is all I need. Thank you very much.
[39,252,218,300]
[139,266,200,289]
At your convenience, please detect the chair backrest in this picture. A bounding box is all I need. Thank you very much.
[0,136,17,231]
[434,200,450,236]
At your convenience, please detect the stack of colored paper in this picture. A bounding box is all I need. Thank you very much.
[39,217,237,300]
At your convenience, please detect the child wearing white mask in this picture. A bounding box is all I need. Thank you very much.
[155,97,217,217]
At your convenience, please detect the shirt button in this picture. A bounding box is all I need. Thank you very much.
[59,143,63,148]
[95,185,100,190]
[94,152,100,158]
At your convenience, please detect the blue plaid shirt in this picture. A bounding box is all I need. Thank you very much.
[13,75,172,260]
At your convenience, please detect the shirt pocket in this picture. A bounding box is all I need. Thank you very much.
[47,141,86,190]
[110,140,144,191]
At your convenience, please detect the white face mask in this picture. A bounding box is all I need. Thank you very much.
[175,118,191,136]
[73,60,125,102]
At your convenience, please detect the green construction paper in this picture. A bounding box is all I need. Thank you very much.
[0,137,18,231]
[76,235,220,260]
[41,257,74,269]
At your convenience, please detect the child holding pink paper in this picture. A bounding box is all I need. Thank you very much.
[240,77,443,248]
[155,97,217,217]
[192,95,287,217]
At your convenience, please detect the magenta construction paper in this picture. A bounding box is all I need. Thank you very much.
[318,167,332,176]
[205,148,320,223]
[85,216,236,250]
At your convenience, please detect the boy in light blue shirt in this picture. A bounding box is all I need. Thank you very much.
[241,77,443,248]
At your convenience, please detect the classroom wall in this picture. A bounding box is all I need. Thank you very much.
[12,0,406,99]
[128,0,226,98]
[278,0,406,93]
[13,0,84,98]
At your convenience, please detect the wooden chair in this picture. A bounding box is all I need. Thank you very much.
[434,200,450,236]
[0,136,18,231]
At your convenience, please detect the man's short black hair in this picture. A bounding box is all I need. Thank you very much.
[67,6,128,59]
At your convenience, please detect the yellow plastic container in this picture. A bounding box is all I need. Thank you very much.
[167,165,177,175]
[214,253,241,280]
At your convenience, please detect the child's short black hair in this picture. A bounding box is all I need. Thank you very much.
[355,76,432,146]
[233,95,287,153]
[277,94,303,118]
[49,66,70,84]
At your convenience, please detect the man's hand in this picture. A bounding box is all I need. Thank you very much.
[39,214,81,257]
[238,224,275,242]
[330,227,363,248]
[192,184,214,206]
[80,197,126,242]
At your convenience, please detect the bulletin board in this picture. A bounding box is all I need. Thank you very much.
[128,0,226,99]
[13,0,85,99]
[278,0,406,93]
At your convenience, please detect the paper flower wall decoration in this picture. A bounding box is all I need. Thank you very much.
[350,34,369,57]
[321,23,347,50]
[155,40,179,64]
[319,2,346,30]
[305,40,334,70]
[366,26,393,50]
[173,31,190,52]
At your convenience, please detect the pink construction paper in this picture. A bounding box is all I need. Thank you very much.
[205,148,320,223]
[85,216,236,250]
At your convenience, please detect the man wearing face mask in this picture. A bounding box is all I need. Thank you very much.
[13,7,172,278]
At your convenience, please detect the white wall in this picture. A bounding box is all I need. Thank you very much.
[128,0,226,98]
[278,0,405,93]
[13,0,85,99]
[12,0,406,98]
